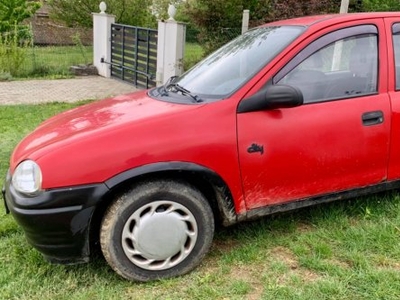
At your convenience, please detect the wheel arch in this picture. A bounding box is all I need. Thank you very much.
[89,162,238,251]
[107,162,237,225]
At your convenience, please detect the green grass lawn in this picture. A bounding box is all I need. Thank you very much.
[23,46,93,78]
[0,45,93,80]
[1,102,400,299]
[184,42,204,70]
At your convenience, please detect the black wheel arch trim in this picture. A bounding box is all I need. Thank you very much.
[104,162,238,226]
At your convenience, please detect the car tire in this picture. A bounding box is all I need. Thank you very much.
[100,180,215,281]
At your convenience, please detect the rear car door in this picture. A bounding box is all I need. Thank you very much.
[237,23,391,209]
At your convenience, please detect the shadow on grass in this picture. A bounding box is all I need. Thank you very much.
[212,190,400,256]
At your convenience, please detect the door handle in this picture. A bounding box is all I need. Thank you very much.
[247,143,264,155]
[362,111,383,126]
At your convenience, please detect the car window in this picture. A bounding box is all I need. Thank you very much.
[392,24,400,90]
[275,27,378,104]
[175,26,305,100]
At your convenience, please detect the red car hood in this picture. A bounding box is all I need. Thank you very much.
[11,90,202,169]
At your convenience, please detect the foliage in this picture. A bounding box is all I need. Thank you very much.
[0,0,40,33]
[248,0,339,26]
[183,0,246,55]
[184,42,203,70]
[184,0,341,55]
[15,45,92,78]
[71,33,89,65]
[48,0,156,28]
[0,71,12,81]
[152,0,183,21]
[362,0,400,11]
[0,24,32,77]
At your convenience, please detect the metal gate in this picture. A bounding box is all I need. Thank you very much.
[109,24,157,89]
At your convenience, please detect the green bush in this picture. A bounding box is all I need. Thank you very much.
[183,0,341,55]
[0,25,31,77]
[362,0,400,11]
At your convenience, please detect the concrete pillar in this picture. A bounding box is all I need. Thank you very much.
[242,10,250,34]
[92,2,115,77]
[340,0,350,13]
[156,5,186,86]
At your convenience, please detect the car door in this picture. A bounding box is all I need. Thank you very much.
[237,24,391,209]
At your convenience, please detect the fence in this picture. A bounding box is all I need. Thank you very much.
[0,24,93,80]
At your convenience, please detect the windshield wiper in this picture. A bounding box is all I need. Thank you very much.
[160,76,178,96]
[166,83,203,103]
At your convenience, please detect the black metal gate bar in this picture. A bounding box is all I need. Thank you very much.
[109,24,157,89]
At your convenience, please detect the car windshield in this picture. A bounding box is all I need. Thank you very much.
[175,25,305,100]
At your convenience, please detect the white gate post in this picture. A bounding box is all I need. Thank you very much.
[93,2,115,77]
[242,10,250,34]
[156,5,186,86]
[340,0,350,13]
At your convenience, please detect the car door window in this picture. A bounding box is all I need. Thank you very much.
[274,26,378,103]
[392,23,400,90]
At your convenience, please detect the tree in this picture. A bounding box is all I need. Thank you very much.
[48,0,156,28]
[250,0,339,25]
[362,0,400,11]
[183,0,250,54]
[0,0,40,33]
[184,0,340,54]
[151,0,183,21]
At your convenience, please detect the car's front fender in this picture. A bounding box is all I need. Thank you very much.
[105,162,239,226]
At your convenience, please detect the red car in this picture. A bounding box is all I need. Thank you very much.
[3,12,400,281]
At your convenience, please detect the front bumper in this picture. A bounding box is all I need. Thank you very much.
[3,171,109,264]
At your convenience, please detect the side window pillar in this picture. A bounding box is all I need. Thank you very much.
[392,24,400,90]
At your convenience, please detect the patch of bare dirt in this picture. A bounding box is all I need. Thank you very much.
[229,264,264,300]
[197,239,240,273]
[212,238,241,253]
[375,259,400,271]
[270,246,299,269]
[296,222,315,233]
[391,262,400,270]
[269,246,321,285]
[327,258,351,269]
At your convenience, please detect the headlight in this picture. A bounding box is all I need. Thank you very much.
[12,160,42,196]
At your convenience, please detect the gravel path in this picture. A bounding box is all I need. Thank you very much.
[0,76,138,105]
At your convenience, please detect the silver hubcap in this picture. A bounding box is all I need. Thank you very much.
[121,200,198,270]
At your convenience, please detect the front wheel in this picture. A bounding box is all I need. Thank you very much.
[100,180,215,281]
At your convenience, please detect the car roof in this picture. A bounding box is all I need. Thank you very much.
[264,12,400,27]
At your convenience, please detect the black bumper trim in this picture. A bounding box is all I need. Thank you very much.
[13,205,83,215]
[4,175,109,264]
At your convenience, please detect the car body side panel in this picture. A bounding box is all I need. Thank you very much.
[238,95,391,209]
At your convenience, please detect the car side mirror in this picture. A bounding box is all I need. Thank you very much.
[237,84,303,113]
